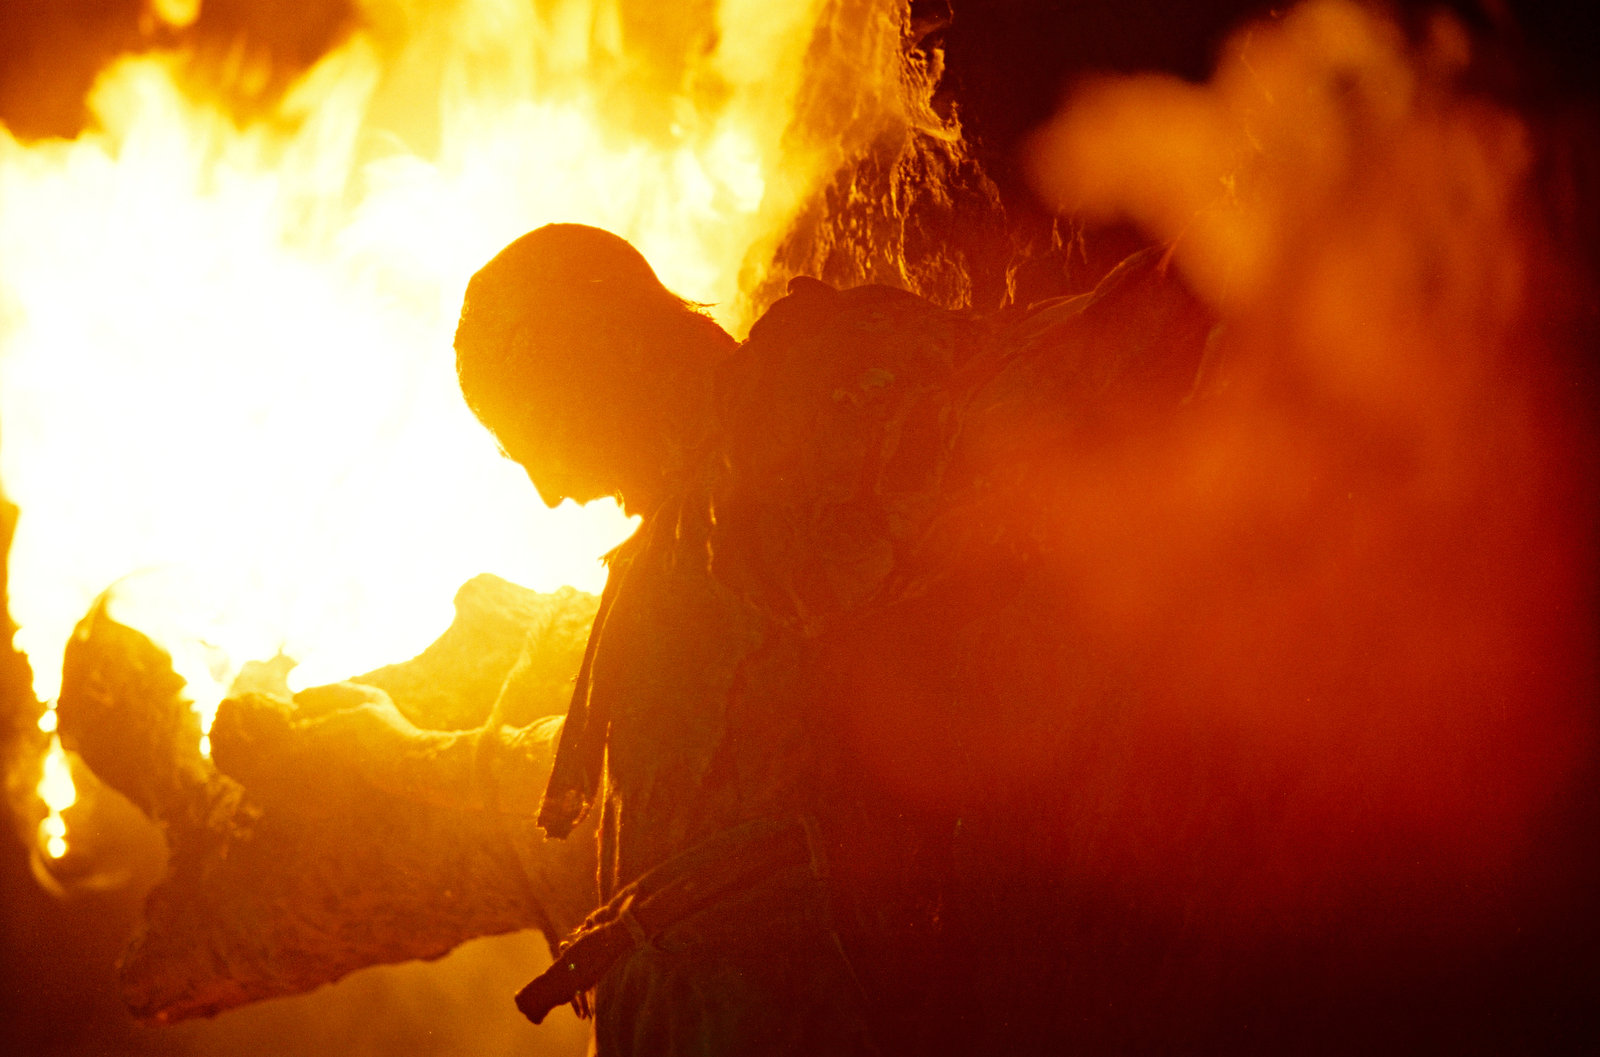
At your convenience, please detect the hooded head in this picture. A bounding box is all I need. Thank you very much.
[455,224,736,514]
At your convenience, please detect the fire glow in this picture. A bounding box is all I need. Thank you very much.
[36,733,76,859]
[0,0,885,864]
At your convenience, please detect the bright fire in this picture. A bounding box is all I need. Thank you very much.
[1,0,903,864]
[37,734,77,859]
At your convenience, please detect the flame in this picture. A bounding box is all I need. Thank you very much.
[148,0,203,32]
[0,0,877,709]
[36,734,77,859]
[38,735,76,811]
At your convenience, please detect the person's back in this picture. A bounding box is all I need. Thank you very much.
[703,252,1213,1052]
[458,225,1215,1054]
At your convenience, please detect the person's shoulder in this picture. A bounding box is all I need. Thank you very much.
[709,279,980,632]
[736,277,977,385]
[748,274,932,335]
[717,277,983,462]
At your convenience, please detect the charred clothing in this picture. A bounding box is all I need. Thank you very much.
[531,252,1213,1055]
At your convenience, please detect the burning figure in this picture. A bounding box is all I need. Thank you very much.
[456,223,883,1052]
[235,220,1213,1054]
[21,2,1596,1052]
[273,155,1599,1048]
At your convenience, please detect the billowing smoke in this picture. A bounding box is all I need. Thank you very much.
[1017,0,1597,921]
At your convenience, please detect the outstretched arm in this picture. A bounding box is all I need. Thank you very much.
[211,682,564,816]
[54,579,602,1023]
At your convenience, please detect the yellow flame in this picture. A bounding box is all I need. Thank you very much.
[38,735,76,812]
[0,0,872,707]
[37,734,77,859]
[149,0,203,31]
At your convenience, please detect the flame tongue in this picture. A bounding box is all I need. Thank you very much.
[37,733,77,859]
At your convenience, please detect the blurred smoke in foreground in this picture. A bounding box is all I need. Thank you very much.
[1022,0,1596,923]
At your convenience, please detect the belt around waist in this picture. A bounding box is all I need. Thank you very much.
[515,816,828,1024]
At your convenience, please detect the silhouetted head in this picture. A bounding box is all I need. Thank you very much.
[455,224,736,514]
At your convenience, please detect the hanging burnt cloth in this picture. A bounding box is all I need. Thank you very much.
[535,533,639,839]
